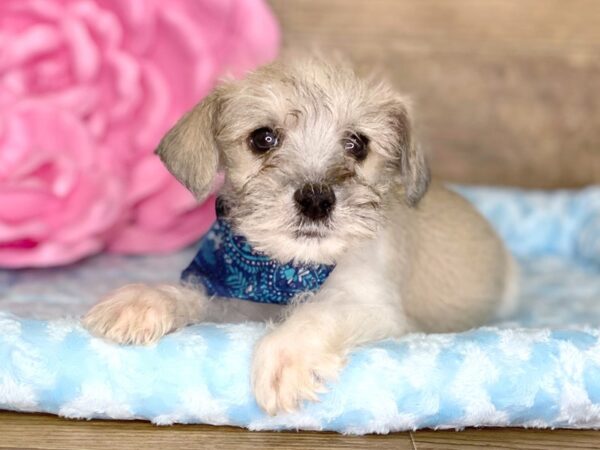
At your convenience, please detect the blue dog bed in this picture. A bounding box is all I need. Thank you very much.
[1,186,599,434]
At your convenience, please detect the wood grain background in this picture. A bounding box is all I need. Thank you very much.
[268,0,600,188]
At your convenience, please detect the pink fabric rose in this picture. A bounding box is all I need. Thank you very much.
[0,0,279,267]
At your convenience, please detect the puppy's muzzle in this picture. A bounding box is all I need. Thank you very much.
[294,183,336,222]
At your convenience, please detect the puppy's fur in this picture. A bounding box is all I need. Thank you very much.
[84,56,517,415]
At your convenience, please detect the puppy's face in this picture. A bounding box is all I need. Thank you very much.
[157,57,429,264]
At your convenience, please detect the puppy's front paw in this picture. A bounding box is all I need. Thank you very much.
[251,330,344,415]
[83,284,176,345]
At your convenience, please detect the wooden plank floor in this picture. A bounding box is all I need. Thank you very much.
[1,411,599,450]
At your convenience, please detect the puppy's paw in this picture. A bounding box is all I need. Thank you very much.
[251,330,344,415]
[83,284,177,345]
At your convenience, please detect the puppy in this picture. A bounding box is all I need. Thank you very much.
[84,55,517,415]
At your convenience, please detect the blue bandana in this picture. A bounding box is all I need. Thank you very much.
[181,202,335,304]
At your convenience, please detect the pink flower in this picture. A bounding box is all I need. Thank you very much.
[0,101,124,266]
[0,0,279,267]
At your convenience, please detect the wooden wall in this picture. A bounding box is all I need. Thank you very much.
[268,0,600,188]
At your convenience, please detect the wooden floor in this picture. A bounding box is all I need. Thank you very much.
[1,411,599,450]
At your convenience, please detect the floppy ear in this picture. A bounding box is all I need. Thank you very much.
[387,100,430,207]
[155,88,223,201]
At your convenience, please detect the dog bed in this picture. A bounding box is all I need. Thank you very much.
[1,186,599,434]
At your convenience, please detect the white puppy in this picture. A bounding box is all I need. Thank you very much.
[84,56,517,415]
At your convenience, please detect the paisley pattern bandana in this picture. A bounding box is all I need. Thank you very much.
[181,202,335,305]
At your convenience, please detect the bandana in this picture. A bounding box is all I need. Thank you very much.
[181,201,335,304]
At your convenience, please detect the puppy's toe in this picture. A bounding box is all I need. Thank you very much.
[83,284,176,345]
[251,331,344,415]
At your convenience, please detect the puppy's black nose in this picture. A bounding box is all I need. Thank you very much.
[293,183,336,221]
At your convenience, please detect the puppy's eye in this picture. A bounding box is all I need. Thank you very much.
[249,127,279,153]
[343,133,369,161]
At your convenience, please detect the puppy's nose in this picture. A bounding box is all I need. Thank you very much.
[293,183,336,221]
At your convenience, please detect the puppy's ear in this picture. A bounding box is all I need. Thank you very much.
[387,100,430,206]
[155,87,224,201]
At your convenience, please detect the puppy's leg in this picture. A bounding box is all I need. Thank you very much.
[252,287,407,415]
[83,284,206,345]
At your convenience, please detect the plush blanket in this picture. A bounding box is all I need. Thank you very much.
[1,186,599,434]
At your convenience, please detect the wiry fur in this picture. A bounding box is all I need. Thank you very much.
[157,56,428,264]
[84,55,517,415]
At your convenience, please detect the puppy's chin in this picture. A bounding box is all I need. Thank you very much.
[232,199,383,265]
[234,207,383,265]
[246,231,349,266]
